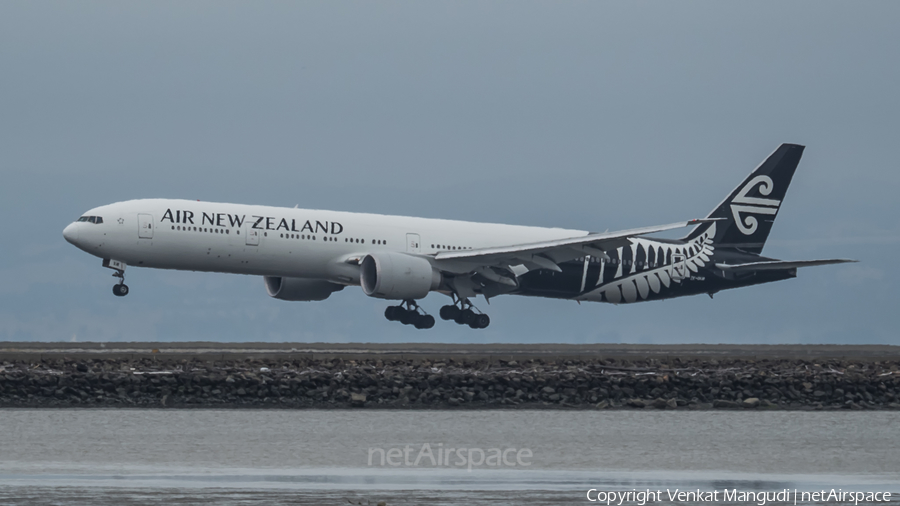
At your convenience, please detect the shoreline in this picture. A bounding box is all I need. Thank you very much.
[0,343,897,410]
[2,342,899,361]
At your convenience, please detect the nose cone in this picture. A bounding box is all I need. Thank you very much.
[63,223,79,245]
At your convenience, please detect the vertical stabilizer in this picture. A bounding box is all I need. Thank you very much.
[686,143,804,254]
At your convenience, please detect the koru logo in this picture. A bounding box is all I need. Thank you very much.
[730,175,780,235]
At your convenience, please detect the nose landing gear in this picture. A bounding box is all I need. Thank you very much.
[103,259,129,297]
[439,296,490,329]
[384,300,435,329]
[111,270,129,297]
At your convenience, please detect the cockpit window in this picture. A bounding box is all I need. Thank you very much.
[77,216,89,222]
[77,216,103,224]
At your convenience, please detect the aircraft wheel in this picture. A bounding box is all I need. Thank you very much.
[456,309,475,325]
[471,314,490,329]
[399,310,417,325]
[384,306,401,321]
[415,314,435,330]
[113,284,129,297]
[439,305,460,321]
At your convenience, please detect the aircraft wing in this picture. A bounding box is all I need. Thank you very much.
[433,219,713,276]
[715,259,858,272]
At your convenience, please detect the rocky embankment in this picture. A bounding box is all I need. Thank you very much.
[1,356,898,409]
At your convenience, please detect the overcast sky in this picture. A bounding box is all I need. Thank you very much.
[1,2,898,344]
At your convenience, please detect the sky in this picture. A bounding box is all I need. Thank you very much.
[1,1,898,344]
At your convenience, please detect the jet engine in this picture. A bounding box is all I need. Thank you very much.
[360,251,441,300]
[264,276,344,301]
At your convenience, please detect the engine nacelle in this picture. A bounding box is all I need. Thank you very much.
[360,251,441,300]
[264,276,344,301]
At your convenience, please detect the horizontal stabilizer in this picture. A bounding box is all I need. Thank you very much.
[715,259,857,272]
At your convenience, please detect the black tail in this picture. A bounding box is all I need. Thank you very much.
[685,143,805,254]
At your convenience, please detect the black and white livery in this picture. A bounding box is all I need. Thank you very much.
[63,144,854,329]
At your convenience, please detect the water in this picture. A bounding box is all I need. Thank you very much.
[0,410,897,505]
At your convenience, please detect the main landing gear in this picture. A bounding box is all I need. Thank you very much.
[439,297,490,329]
[383,296,490,330]
[384,300,435,329]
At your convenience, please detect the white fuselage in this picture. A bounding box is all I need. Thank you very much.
[63,199,586,286]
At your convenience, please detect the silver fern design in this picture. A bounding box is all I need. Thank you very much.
[582,223,716,304]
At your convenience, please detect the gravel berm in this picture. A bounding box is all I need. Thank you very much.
[0,343,898,410]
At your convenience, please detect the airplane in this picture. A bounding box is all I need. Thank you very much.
[63,143,855,330]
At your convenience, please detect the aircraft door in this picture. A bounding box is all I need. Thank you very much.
[138,214,154,239]
[406,233,421,254]
[246,227,260,246]
[672,253,686,281]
